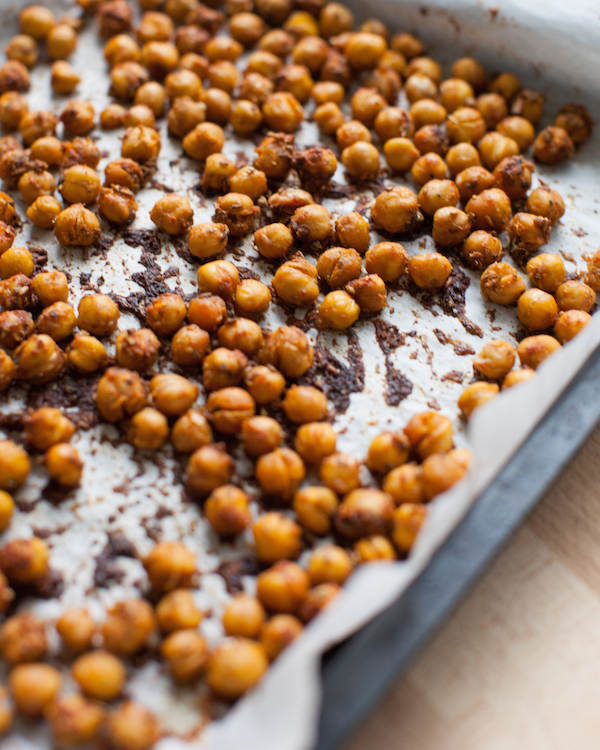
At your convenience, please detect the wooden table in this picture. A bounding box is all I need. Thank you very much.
[344,424,600,750]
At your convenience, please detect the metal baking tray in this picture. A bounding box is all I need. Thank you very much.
[316,341,600,750]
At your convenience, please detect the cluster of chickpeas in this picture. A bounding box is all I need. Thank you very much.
[0,0,594,745]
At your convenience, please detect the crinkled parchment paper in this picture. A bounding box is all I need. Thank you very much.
[3,1,600,749]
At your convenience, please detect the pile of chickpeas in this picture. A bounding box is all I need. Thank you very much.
[0,0,594,745]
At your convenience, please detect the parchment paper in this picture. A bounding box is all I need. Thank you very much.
[2,1,600,749]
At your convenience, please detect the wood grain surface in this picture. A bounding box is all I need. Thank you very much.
[344,424,600,750]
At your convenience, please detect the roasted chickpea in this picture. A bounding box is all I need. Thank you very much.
[314,101,344,134]
[207,637,268,700]
[371,186,421,234]
[255,448,306,502]
[0,247,33,279]
[45,694,104,749]
[363,242,405,282]
[479,261,525,305]
[204,36,241,63]
[232,278,271,320]
[47,23,78,61]
[298,582,340,623]
[433,207,472,247]
[245,49,283,79]
[145,292,187,336]
[15,331,67,384]
[123,103,155,128]
[0,91,28,131]
[150,193,193,236]
[493,155,534,202]
[404,72,437,103]
[0,60,30,95]
[256,560,309,614]
[9,663,61,718]
[104,157,144,192]
[290,204,332,245]
[104,701,158,750]
[410,152,447,186]
[410,99,446,130]
[526,253,565,294]
[490,71,521,101]
[526,185,565,225]
[312,81,344,106]
[221,594,266,641]
[516,334,561,370]
[382,137,418,173]
[458,381,499,420]
[35,301,75,343]
[260,614,302,660]
[170,410,212,454]
[308,544,353,586]
[259,26,294,55]
[96,367,147,422]
[213,192,259,238]
[239,416,283,459]
[446,142,480,177]
[555,103,593,147]
[0,613,44,667]
[422,449,470,500]
[121,123,161,163]
[242,366,284,407]
[341,141,380,181]
[585,250,600,292]
[188,294,227,332]
[150,373,198,418]
[508,212,552,265]
[156,589,203,635]
[167,96,206,138]
[555,309,591,343]
[474,92,506,130]
[391,503,427,554]
[366,431,410,475]
[160,628,208,684]
[335,488,394,540]
[170,324,209,369]
[58,165,100,206]
[25,195,60,229]
[316,452,358,496]
[54,203,101,246]
[68,333,107,373]
[451,56,486,90]
[17,168,56,206]
[318,290,360,329]
[207,386,256,434]
[413,123,450,156]
[0,537,48,587]
[259,325,314,378]
[418,179,459,217]
[203,347,247,391]
[218,318,263,359]
[533,126,575,165]
[445,106,486,145]
[555,280,596,313]
[203,484,251,538]
[56,608,95,653]
[126,407,168,451]
[253,132,294,179]
[471,339,515,380]
[272,253,319,306]
[186,443,234,496]
[319,1,353,38]
[354,534,397,563]
[227,167,266,203]
[102,599,156,656]
[465,187,512,233]
[0,490,14,531]
[0,349,15,390]
[45,443,83,487]
[105,34,141,66]
[77,293,120,338]
[19,6,56,40]
[407,252,452,290]
[110,61,149,101]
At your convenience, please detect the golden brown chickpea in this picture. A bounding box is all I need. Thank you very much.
[143,541,196,593]
[56,608,95,653]
[410,153,447,187]
[171,409,212,453]
[0,91,28,131]
[203,347,248,391]
[316,247,360,290]
[105,34,141,66]
[219,317,264,358]
[433,207,472,247]
[292,486,337,537]
[458,381,500,420]
[517,335,561,369]
[421,450,469,500]
[46,694,104,749]
[150,193,193,236]
[188,294,227,332]
[291,204,332,245]
[96,367,148,422]
[282,385,327,424]
[127,407,169,451]
[318,290,361,330]
[410,98,446,130]
[345,274,386,312]
[207,637,268,700]
[413,123,450,156]
[0,60,30,94]
[418,179,460,217]
[150,373,198,418]
[253,131,294,179]
[26,196,61,229]
[555,280,596,312]
[204,35,241,63]
[156,589,203,635]
[252,512,302,564]
[446,142,480,176]
[382,137,418,174]
[445,107,485,146]
[292,421,337,466]
[68,333,107,373]
[474,92,506,130]
[10,663,61,718]
[170,325,209,369]
[465,187,512,232]
[245,49,283,80]
[164,70,202,104]
[403,411,451,458]
[526,185,565,225]
[293,146,337,195]
[45,443,83,487]
[407,252,452,290]
[555,310,591,343]
[507,212,552,264]
[240,416,284,458]
[145,292,187,336]
[391,503,427,554]
[371,186,422,234]
[363,241,405,282]
[262,91,304,133]
[206,61,239,97]
[0,246,33,278]
[284,10,320,37]
[319,2,353,38]
[123,103,156,129]
[102,599,156,656]
[77,293,120,337]
[335,488,394,540]
[36,300,77,342]
[313,101,344,135]
[298,581,340,623]
[495,117,534,152]
[222,594,266,640]
[0,271,33,309]
[378,49,406,75]
[308,544,353,586]
[480,261,525,305]
[54,203,101,246]
[97,0,133,35]
[533,126,575,165]
[273,253,319,306]
[168,96,206,138]
[17,168,56,205]
[160,628,208,684]
[585,250,600,292]
[16,332,66,384]
[293,36,329,78]
[207,386,256,434]
[98,185,137,225]
[0,349,15,390]
[105,701,159,750]
[228,167,267,202]
[31,271,67,308]
[488,72,520,101]
[276,63,314,105]
[342,141,380,181]
[59,165,101,206]
[260,614,303,660]
[439,78,475,112]
[140,40,179,80]
[477,132,519,171]
[259,325,314,378]
[203,484,251,537]
[256,559,310,613]
[213,192,259,238]
[336,120,371,152]
[526,253,566,294]
[406,55,442,83]
[104,157,144,192]
[110,61,149,101]
[25,406,75,451]
[404,72,437,104]
[20,6,56,39]
[333,212,369,255]
[243,365,285,406]
[473,339,516,381]
[252,226,292,264]
[255,446,306,501]
[451,56,486,90]
[30,136,62,167]
[354,534,397,563]
[554,103,593,147]
[317,452,358,495]
[365,65,401,104]
[121,123,161,164]
[366,431,410,475]
[350,87,385,129]
[47,23,77,60]
[493,155,534,201]
[228,99,261,136]
[509,88,543,125]
[0,611,47,662]
[60,100,95,138]
[233,279,271,320]
[259,26,294,55]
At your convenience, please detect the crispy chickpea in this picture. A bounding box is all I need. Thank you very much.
[102,599,156,656]
[0,60,30,94]
[188,294,227,332]
[465,187,512,232]
[410,99,446,130]
[555,280,596,313]
[477,132,519,170]
[480,261,525,305]
[228,166,267,202]
[341,141,380,181]
[104,157,144,192]
[105,34,141,66]
[293,146,337,195]
[20,6,56,39]
[0,246,33,279]
[0,537,49,590]
[354,534,396,563]
[207,386,256,434]
[345,274,386,312]
[121,123,161,164]
[0,271,33,309]
[533,126,575,165]
[260,614,302,661]
[319,1,353,38]
[171,325,210,369]
[446,142,480,176]
[233,279,271,320]
[509,88,543,125]
[277,63,314,105]
[150,193,193,236]
[336,120,371,152]
[47,23,77,60]
[240,416,284,457]
[98,185,137,225]
[318,452,359,495]
[439,78,475,112]
[371,186,421,234]
[17,168,56,205]
[0,490,14,531]
[124,103,156,128]
[253,131,294,179]
[363,242,405,282]
[473,339,516,380]
[332,213,369,256]
[407,252,452,290]
[207,637,268,700]
[110,61,149,101]
[146,292,187,336]
[314,101,344,134]
[385,461,425,509]
[282,385,327,424]
[335,488,394,540]
[96,367,147,422]
[366,431,410,475]
[26,195,61,229]
[54,203,101,246]
[243,366,284,407]
[411,153,447,187]
[46,694,104,749]
[316,247,360,289]
[60,100,95,138]
[30,136,62,167]
[391,503,427,554]
[10,663,61,718]
[493,155,534,201]
[127,407,168,451]
[25,408,74,456]
[262,92,303,133]
[418,179,459,217]
[382,137,418,174]
[273,253,319,306]
[404,410,453,458]
[171,409,212,453]
[203,347,247,390]
[168,96,206,138]
[517,334,561,369]
[284,10,320,37]
[0,349,15,390]
[451,56,486,90]
[213,192,259,238]
[0,612,45,665]
[291,204,332,246]
[204,484,251,537]
[555,103,593,147]
[142,542,195,595]
[222,594,266,640]
[403,72,437,104]
[413,123,450,156]
[555,309,591,343]
[454,166,494,204]
[293,422,336,467]
[253,511,303,564]
[495,117,534,152]
[259,325,314,378]
[446,106,486,145]
[256,560,309,614]
[140,40,179,81]
[526,185,565,225]
[30,272,66,308]
[508,212,552,264]
[150,373,198,418]
[186,443,235,496]
[586,250,600,292]
[0,91,28,131]
[490,71,521,101]
[245,49,283,79]
[77,293,120,337]
[474,92,506,130]
[59,165,101,206]
[308,544,353,586]
[259,26,294,55]
[458,381,500,420]
[160,628,208,684]
[156,589,203,635]
[318,290,360,329]
[298,582,340,623]
[105,702,159,750]
[312,81,344,105]
[68,333,107,373]
[56,608,95,653]
[45,443,83,487]
[526,253,566,293]
[421,450,470,500]
[292,486,338,537]
[433,207,472,247]
[16,329,67,382]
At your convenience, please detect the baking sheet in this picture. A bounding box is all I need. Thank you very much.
[2,0,600,748]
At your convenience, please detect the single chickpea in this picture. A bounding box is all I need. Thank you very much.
[555,310,592,343]
[105,34,141,66]
[465,188,512,232]
[293,421,336,466]
[17,168,56,206]
[273,253,319,306]
[0,246,33,278]
[555,103,593,147]
[0,490,14,531]
[404,72,437,103]
[110,61,149,101]
[317,247,361,289]
[140,40,180,80]
[207,386,256,434]
[68,333,107,373]
[98,0,133,35]
[346,274,386,312]
[0,91,28,131]
[60,100,95,137]
[255,448,306,502]
[293,146,338,194]
[0,438,30,490]
[56,608,95,653]
[293,486,338,537]
[240,416,283,457]
[384,461,424,507]
[447,106,486,145]
[410,98,446,130]
[342,141,380,181]
[45,443,83,487]
[121,123,161,163]
[452,56,486,90]
[458,381,500,420]
[59,165,101,206]
[455,165,496,203]
[259,26,295,56]
[526,185,565,225]
[391,503,427,554]
[0,611,47,663]
[186,443,234,496]
[0,272,33,310]
[0,60,30,95]
[475,92,507,129]
[526,254,566,294]
[156,589,203,635]
[243,365,285,406]
[144,293,187,337]
[229,165,268,201]
[26,196,61,229]
[98,185,138,225]
[150,193,193,236]
[383,137,419,174]
[188,294,227,332]
[478,131,520,170]
[413,123,449,156]
[354,534,397,563]
[171,325,210,369]
[586,250,600,292]
[308,544,353,587]
[160,628,208,683]
[77,293,120,338]
[253,223,293,261]
[143,541,196,595]
[555,280,596,313]
[259,325,314,378]
[517,334,561,369]
[123,103,156,129]
[260,615,303,661]
[480,261,525,305]
[96,367,148,422]
[102,599,156,656]
[104,157,144,192]
[335,488,394,540]
[256,559,310,613]
[510,88,544,125]
[0,349,15,390]
[253,132,294,179]
[262,91,304,132]
[127,407,168,451]
[204,36,241,62]
[319,1,353,38]
[312,80,344,105]
[150,373,198,418]
[19,6,56,40]
[222,594,266,640]
[245,48,283,78]
[319,452,360,495]
[433,207,472,247]
[363,242,405,282]
[418,179,460,217]
[45,694,104,749]
[9,663,61,718]
[46,23,78,60]
[421,450,469,500]
[203,347,248,390]
[366,431,410,475]
[332,214,368,256]
[30,135,62,167]
[411,152,447,186]
[213,192,259,237]
[283,385,328,424]
[171,409,212,453]
[318,290,361,330]
[207,638,268,700]
[439,78,475,112]
[204,484,251,537]
[30,271,66,308]
[314,101,345,134]
[446,142,480,176]
[473,339,516,380]
[298,582,341,623]
[533,126,575,165]
[105,702,159,750]
[489,71,521,101]
[404,411,453,458]
[54,203,101,246]
[291,203,332,245]
[507,212,552,265]
[407,252,452,290]
[167,96,206,138]
[234,279,272,319]
[496,116,535,152]
[493,155,534,201]
[371,186,422,234]
[25,407,75,452]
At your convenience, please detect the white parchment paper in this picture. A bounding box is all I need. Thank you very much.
[2,1,600,749]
